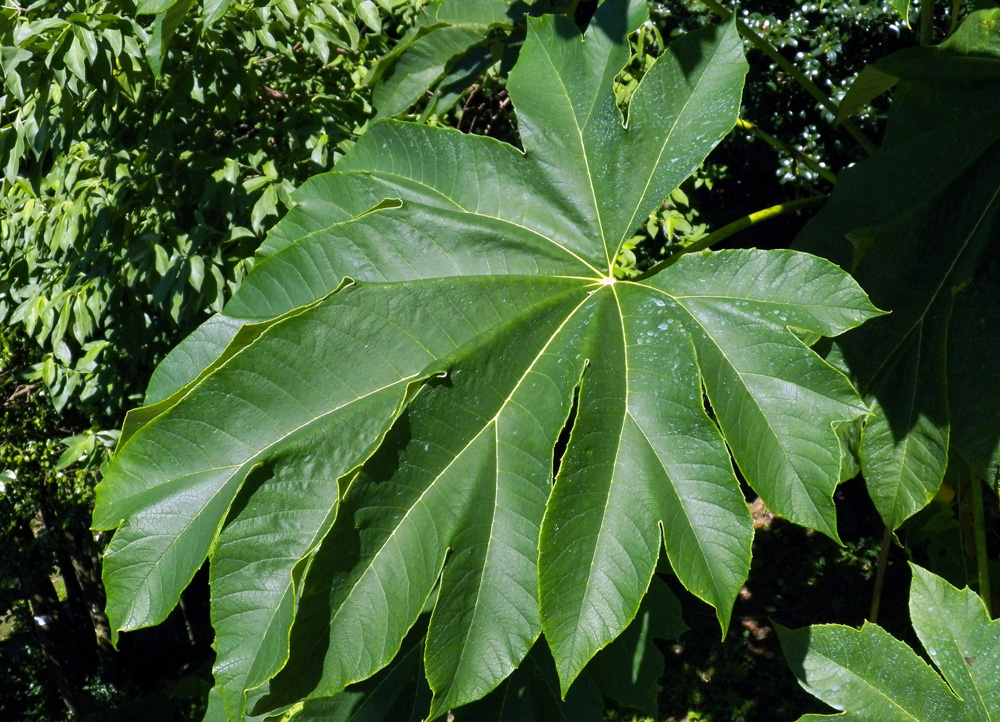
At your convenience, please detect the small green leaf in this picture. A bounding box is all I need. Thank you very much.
[71,295,92,345]
[250,183,279,232]
[56,433,96,470]
[187,255,205,292]
[146,0,194,76]
[203,0,233,26]
[75,26,99,62]
[40,356,55,386]
[65,35,88,83]
[51,298,71,347]
[136,0,183,14]
[356,0,382,33]
[104,27,124,57]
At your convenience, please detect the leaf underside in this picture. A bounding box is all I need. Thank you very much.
[95,2,879,718]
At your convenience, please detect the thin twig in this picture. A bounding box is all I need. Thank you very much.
[482,93,511,136]
[5,383,37,406]
[460,84,482,133]
[260,85,289,101]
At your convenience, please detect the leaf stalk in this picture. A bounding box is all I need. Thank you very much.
[634,195,827,280]
[948,0,962,35]
[920,0,935,45]
[970,471,993,616]
[699,0,878,156]
[868,524,893,623]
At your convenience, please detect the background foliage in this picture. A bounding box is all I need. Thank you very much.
[1,0,425,416]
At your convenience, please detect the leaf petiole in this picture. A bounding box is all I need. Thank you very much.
[969,469,993,616]
[634,195,828,280]
[868,524,893,623]
[919,0,935,45]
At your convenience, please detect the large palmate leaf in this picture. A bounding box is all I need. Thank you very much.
[795,8,1000,528]
[779,563,1000,722]
[94,2,879,718]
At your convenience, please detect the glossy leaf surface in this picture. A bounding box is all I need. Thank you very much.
[96,3,878,718]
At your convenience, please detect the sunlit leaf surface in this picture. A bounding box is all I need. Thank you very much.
[95,2,879,717]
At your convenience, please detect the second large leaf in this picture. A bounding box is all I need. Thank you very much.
[93,3,881,719]
[795,8,1000,529]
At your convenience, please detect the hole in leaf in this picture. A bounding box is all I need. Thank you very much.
[573,0,599,27]
[552,383,581,480]
[702,383,718,425]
